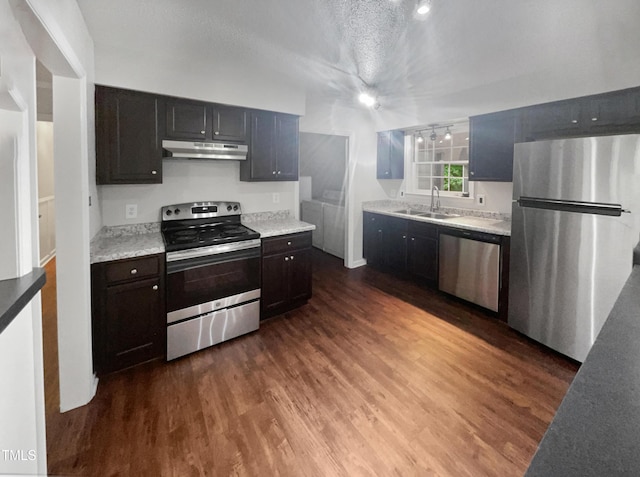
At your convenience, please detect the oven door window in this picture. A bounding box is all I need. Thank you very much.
[167,248,260,313]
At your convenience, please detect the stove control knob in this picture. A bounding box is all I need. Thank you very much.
[233,205,239,211]
[174,208,180,215]
[166,209,173,216]
[227,205,233,211]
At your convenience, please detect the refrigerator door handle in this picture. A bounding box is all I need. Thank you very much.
[517,196,625,216]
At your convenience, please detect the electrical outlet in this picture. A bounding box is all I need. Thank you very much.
[476,194,486,207]
[272,193,280,204]
[125,204,138,219]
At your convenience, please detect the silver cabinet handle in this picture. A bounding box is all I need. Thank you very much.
[272,171,276,175]
[470,171,475,175]
[591,117,598,122]
[402,235,406,239]
[411,237,415,241]
[152,285,158,290]
[571,119,578,124]
[284,256,289,261]
[290,255,294,260]
[287,241,292,245]
[277,171,281,175]
[151,170,157,175]
[130,269,138,275]
[200,130,205,134]
[214,131,219,135]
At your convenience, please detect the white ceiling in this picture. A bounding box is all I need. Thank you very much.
[76,0,640,109]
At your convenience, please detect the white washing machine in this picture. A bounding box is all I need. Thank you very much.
[301,190,345,259]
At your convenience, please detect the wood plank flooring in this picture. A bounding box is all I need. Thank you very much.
[44,250,578,476]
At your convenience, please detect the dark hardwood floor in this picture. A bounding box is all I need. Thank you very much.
[44,250,578,476]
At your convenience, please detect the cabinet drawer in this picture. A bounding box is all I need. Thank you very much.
[262,232,312,256]
[408,220,438,239]
[105,255,160,284]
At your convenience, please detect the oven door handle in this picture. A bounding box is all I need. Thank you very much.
[167,247,261,274]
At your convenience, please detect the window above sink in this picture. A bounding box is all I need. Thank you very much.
[405,120,473,199]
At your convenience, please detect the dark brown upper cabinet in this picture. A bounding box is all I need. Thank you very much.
[95,86,163,184]
[522,87,640,141]
[165,99,209,140]
[469,110,519,182]
[240,110,299,181]
[165,99,248,142]
[377,130,404,179]
[212,105,248,142]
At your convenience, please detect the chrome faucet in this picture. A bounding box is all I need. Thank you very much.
[431,185,440,212]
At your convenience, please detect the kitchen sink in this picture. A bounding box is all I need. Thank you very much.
[392,209,461,220]
[392,208,427,216]
[420,212,461,220]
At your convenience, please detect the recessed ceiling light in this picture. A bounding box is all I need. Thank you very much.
[417,0,431,15]
[358,92,378,108]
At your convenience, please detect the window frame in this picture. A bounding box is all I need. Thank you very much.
[404,123,474,199]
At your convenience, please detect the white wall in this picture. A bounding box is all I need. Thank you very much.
[0,2,46,473]
[100,160,298,226]
[94,43,306,116]
[14,0,98,414]
[37,121,55,264]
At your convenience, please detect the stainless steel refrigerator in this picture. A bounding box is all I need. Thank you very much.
[509,134,640,362]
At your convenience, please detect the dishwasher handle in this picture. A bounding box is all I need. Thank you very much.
[438,226,501,244]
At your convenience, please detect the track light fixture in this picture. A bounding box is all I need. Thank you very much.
[417,132,424,143]
[421,123,454,142]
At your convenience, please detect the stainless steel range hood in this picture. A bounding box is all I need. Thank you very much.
[162,140,248,160]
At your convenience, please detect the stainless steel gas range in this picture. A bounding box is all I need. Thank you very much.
[160,201,261,360]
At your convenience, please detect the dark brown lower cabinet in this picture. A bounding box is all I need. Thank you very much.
[91,254,165,375]
[261,232,312,318]
[407,221,438,283]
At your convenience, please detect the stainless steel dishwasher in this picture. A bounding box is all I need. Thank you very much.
[438,229,501,312]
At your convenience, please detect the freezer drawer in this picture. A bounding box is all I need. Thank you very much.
[438,233,500,312]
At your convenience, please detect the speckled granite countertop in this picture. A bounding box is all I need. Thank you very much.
[363,200,511,236]
[526,266,640,476]
[90,223,164,264]
[90,212,315,263]
[243,218,315,238]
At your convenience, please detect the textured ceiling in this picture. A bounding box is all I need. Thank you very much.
[76,0,640,109]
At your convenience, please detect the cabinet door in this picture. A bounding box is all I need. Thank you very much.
[165,99,209,140]
[288,248,312,303]
[469,111,517,182]
[261,252,289,312]
[522,101,583,140]
[274,114,299,180]
[586,92,632,131]
[103,277,163,373]
[377,130,404,179]
[212,105,248,142]
[363,212,386,266]
[408,235,438,282]
[384,216,408,271]
[407,222,438,282]
[96,86,162,184]
[244,110,276,180]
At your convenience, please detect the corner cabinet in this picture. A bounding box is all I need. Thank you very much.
[240,111,299,181]
[469,110,519,182]
[261,232,312,318]
[91,254,165,375]
[95,86,163,184]
[377,130,404,179]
